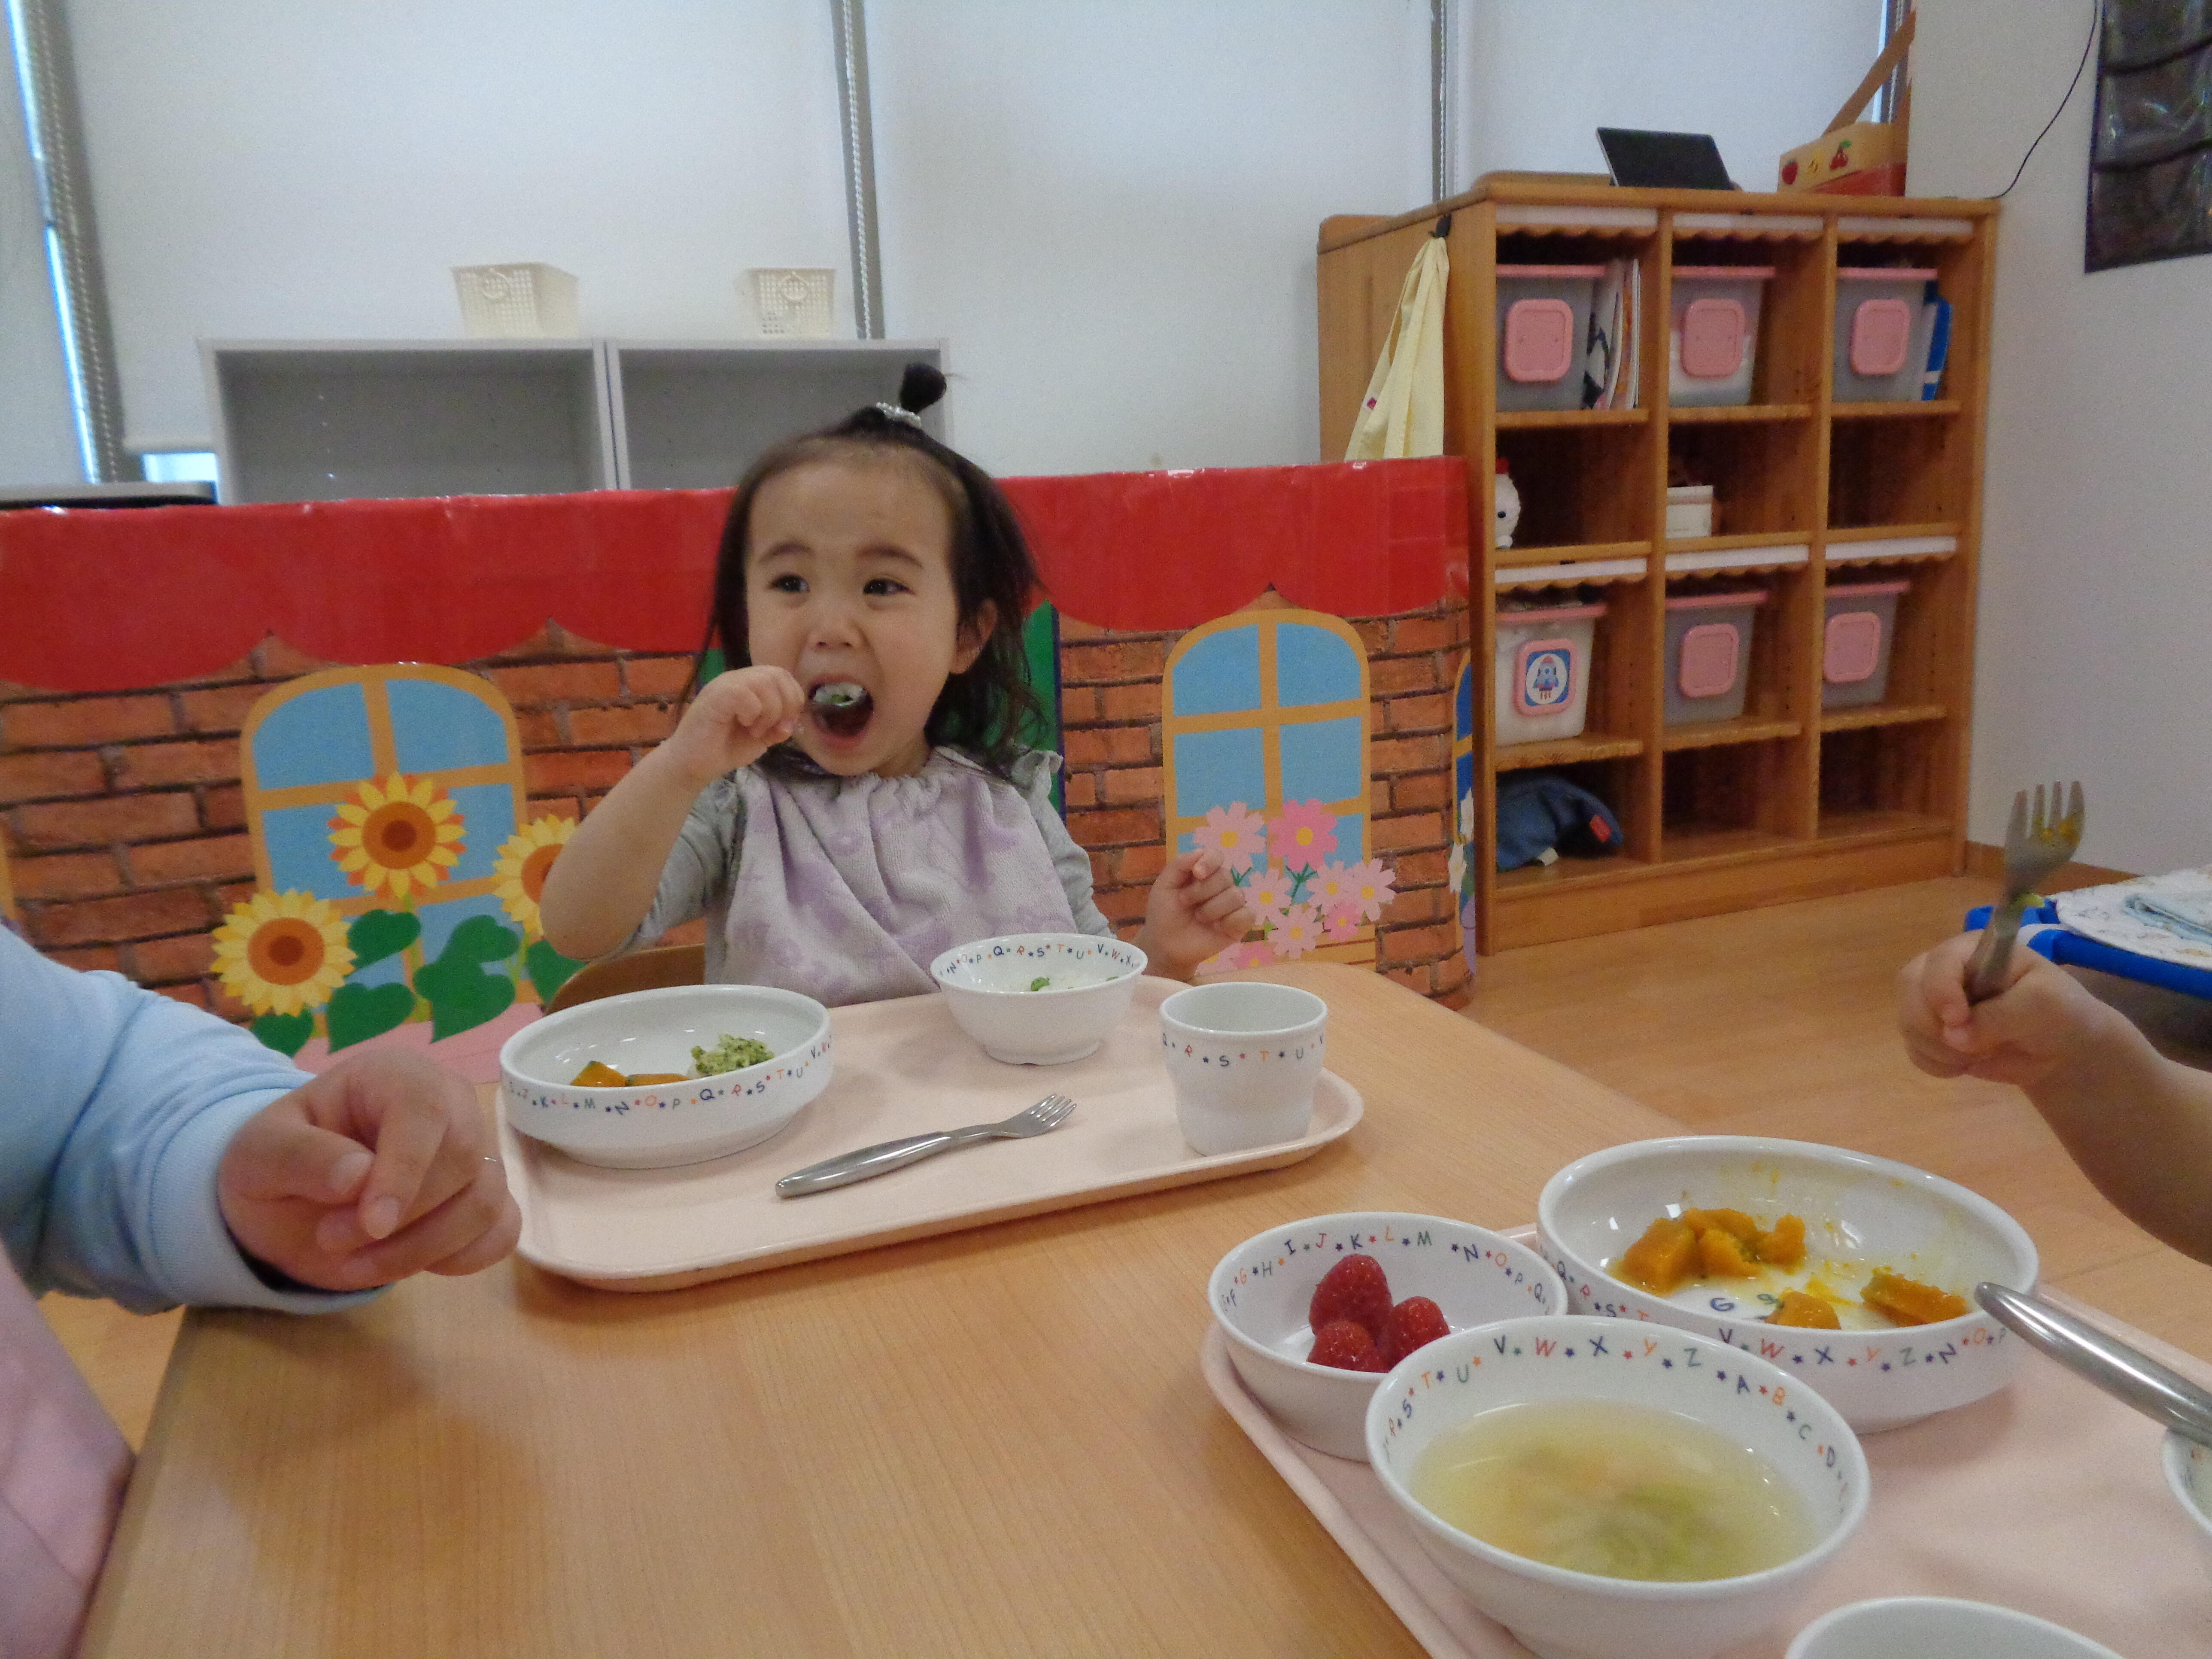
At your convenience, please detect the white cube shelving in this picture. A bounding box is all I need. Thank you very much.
[203,339,945,504]
[609,341,945,490]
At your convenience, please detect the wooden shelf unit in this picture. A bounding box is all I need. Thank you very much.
[1318,182,1993,952]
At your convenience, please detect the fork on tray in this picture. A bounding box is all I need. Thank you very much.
[1965,781,2085,1004]
[775,1093,1078,1197]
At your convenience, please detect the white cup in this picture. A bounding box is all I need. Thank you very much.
[1159,982,1327,1156]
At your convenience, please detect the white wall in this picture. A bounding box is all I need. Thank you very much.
[0,41,85,486]
[869,0,1428,475]
[53,0,1428,474]
[25,2,1898,481]
[1911,0,2211,873]
[63,0,852,453]
[1453,1,1887,194]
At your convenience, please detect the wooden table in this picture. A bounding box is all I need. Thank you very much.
[72,963,1926,1654]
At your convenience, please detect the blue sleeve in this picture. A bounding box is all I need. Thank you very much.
[0,930,374,1315]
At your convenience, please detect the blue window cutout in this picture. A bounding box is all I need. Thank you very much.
[1279,716,1364,805]
[1276,625,1362,708]
[261,803,362,901]
[1172,726,1266,818]
[390,678,512,775]
[253,684,376,789]
[1170,626,1261,716]
[443,783,519,882]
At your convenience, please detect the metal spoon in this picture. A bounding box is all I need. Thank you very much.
[1976,1281,2212,1447]
[775,1093,1076,1197]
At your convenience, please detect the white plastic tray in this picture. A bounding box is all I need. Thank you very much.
[1203,1230,2212,1659]
[502,977,1361,1290]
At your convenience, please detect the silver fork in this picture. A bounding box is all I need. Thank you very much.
[774,1094,1077,1197]
[1965,781,2084,1003]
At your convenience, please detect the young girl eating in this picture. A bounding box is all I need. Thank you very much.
[541,365,1253,1005]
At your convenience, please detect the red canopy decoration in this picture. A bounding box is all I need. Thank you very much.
[0,460,1465,693]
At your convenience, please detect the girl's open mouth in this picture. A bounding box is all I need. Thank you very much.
[809,681,873,739]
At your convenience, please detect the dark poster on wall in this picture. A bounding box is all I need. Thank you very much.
[2087,0,2212,270]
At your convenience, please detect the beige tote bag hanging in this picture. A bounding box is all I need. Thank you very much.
[1343,233,1449,461]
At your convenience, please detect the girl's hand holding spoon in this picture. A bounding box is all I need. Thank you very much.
[663,666,808,785]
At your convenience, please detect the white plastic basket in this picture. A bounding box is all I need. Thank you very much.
[747,268,836,338]
[452,264,579,338]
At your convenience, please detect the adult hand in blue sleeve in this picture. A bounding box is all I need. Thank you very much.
[216,1050,521,1292]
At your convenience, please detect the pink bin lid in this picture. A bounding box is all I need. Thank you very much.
[1497,264,1606,278]
[1677,622,1742,699]
[1673,266,1776,280]
[1837,267,1937,281]
[1500,601,1606,623]
[1666,588,1768,612]
[1826,580,1909,598]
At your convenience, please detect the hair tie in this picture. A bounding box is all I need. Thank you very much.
[874,402,924,428]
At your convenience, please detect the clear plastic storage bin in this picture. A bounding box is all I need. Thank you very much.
[1664,589,1765,725]
[1822,580,1908,707]
[1495,599,1605,744]
[1668,267,1773,407]
[1495,265,1602,412]
[1832,269,1937,402]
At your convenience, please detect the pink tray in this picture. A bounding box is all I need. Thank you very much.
[1203,1230,2212,1659]
[502,977,1361,1290]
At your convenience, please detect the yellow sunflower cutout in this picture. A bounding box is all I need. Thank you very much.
[211,890,356,1016]
[329,773,465,901]
[493,814,576,937]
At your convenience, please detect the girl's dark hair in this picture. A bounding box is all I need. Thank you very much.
[702,363,1043,781]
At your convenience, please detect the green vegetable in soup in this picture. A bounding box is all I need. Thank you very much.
[1410,1399,1812,1582]
[691,1033,774,1075]
[1028,975,1051,992]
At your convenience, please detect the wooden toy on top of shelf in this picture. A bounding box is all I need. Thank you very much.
[1778,9,1914,198]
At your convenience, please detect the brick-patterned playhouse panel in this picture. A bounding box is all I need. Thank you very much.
[0,625,700,1015]
[0,459,1468,1011]
[1057,600,1470,1003]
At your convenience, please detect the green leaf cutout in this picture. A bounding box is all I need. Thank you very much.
[524,939,584,1005]
[348,909,421,969]
[324,981,417,1051]
[411,917,522,1041]
[251,1011,316,1057]
[444,915,520,964]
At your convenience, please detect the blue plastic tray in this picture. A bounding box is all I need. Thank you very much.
[1964,903,2212,1001]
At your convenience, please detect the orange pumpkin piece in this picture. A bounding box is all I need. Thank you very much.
[1682,1207,1761,1245]
[1767,1290,1841,1329]
[624,1073,688,1085]
[1617,1217,1699,1295]
[1754,1214,1807,1269]
[1697,1226,1759,1279]
[1860,1270,1969,1327]
[571,1060,627,1088]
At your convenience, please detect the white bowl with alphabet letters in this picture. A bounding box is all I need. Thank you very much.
[1207,1211,1564,1461]
[1537,1136,2038,1433]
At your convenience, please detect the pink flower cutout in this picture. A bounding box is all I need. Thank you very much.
[1345,858,1397,923]
[1197,940,1272,975]
[1267,799,1338,871]
[1244,863,1295,930]
[1308,861,1352,911]
[1270,904,1323,959]
[1194,802,1267,874]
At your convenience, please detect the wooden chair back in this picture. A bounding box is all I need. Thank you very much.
[544,944,708,1014]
